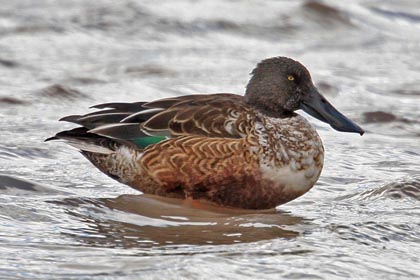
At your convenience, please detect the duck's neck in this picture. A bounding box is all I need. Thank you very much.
[244,98,295,119]
[244,82,294,118]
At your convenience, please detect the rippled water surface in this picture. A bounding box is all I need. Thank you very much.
[1,0,420,279]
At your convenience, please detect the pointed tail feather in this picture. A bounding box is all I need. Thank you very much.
[46,127,119,154]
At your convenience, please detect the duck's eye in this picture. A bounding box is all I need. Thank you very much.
[287,75,295,81]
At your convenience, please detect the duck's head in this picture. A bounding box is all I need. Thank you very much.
[245,57,364,135]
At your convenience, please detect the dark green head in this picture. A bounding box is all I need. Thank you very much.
[245,57,364,135]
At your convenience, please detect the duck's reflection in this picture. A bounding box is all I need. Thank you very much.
[61,194,303,248]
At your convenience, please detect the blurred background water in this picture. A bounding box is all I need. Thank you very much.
[0,0,420,279]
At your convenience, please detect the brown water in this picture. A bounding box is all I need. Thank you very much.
[1,0,420,279]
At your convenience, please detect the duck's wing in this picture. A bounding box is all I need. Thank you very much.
[137,93,251,138]
[59,94,252,146]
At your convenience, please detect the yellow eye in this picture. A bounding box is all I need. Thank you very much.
[287,75,295,81]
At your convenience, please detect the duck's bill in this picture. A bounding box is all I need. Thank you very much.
[301,88,364,135]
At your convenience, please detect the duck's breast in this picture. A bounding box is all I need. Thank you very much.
[253,114,324,197]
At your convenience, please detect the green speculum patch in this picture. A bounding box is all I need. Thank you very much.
[132,136,167,148]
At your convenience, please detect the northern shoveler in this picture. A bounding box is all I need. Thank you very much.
[47,57,364,209]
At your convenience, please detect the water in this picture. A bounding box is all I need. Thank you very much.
[1,0,420,279]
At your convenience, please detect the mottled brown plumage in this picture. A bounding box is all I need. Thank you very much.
[47,57,364,209]
[141,94,249,138]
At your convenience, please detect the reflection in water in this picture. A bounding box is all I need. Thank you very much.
[58,194,302,248]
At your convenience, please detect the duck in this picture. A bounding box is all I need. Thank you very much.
[47,57,364,209]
